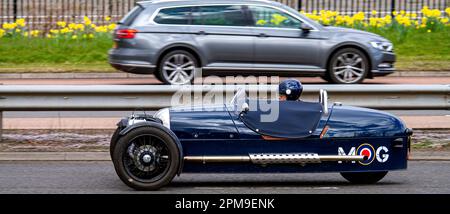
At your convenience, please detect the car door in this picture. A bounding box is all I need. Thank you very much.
[248,5,325,71]
[188,5,254,70]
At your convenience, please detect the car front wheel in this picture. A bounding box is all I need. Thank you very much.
[327,48,369,84]
[340,171,388,184]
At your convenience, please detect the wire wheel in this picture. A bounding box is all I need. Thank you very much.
[123,134,171,183]
[160,51,196,85]
[112,126,180,190]
[329,48,369,84]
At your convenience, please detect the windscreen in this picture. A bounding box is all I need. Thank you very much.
[229,88,247,114]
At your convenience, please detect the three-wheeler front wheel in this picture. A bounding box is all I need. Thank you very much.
[112,126,181,191]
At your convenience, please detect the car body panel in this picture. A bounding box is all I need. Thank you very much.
[116,102,409,174]
[109,0,396,79]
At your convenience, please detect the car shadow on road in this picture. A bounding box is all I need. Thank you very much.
[168,180,401,188]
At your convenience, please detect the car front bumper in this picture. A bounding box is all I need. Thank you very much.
[371,51,396,77]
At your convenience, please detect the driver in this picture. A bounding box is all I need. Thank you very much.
[279,79,303,101]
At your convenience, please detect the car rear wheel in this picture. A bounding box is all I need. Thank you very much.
[112,126,181,190]
[157,50,198,85]
[327,48,369,84]
[340,171,388,184]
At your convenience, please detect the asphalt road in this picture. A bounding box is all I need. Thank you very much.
[0,161,448,194]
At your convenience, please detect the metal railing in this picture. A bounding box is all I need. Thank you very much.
[1,0,448,31]
[0,84,448,140]
[0,84,448,110]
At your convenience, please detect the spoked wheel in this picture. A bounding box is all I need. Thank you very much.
[112,126,181,190]
[327,48,369,84]
[340,171,388,184]
[157,50,198,85]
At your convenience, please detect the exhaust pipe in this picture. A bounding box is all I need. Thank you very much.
[184,153,366,164]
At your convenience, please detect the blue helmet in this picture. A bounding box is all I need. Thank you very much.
[279,79,303,100]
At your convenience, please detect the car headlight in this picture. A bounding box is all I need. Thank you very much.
[154,108,170,129]
[370,41,393,52]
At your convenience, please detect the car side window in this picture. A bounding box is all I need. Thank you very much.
[248,6,302,29]
[191,5,249,26]
[153,7,192,25]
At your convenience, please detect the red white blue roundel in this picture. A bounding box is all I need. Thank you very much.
[357,144,375,165]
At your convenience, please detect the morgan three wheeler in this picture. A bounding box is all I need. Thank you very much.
[110,89,412,190]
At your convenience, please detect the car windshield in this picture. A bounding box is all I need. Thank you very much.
[229,88,247,114]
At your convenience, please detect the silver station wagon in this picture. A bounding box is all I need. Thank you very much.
[109,0,396,84]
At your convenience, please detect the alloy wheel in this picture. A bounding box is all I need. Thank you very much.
[332,52,366,84]
[161,54,196,85]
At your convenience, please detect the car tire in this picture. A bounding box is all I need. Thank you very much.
[110,127,122,160]
[112,125,181,191]
[327,48,369,84]
[340,171,388,184]
[153,74,164,83]
[157,50,199,85]
[320,75,331,82]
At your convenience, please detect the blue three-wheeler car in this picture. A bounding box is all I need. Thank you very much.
[110,88,412,190]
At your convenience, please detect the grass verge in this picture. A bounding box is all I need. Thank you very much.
[0,28,448,73]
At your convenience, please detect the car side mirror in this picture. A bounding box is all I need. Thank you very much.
[241,103,249,113]
[300,23,313,32]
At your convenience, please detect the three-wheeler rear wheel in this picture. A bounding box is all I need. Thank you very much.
[112,125,181,191]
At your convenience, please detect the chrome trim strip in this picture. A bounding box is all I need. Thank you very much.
[203,66,326,72]
[371,68,395,73]
[147,3,319,31]
[184,156,251,163]
[110,62,156,68]
[184,154,365,164]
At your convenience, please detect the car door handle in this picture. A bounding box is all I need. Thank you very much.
[197,31,206,35]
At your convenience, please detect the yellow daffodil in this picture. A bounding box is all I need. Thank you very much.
[270,14,288,26]
[105,16,111,21]
[30,30,40,37]
[108,23,117,31]
[15,19,26,27]
[68,23,77,30]
[60,28,71,34]
[84,16,92,25]
[57,21,67,28]
[2,22,17,30]
[371,10,377,16]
